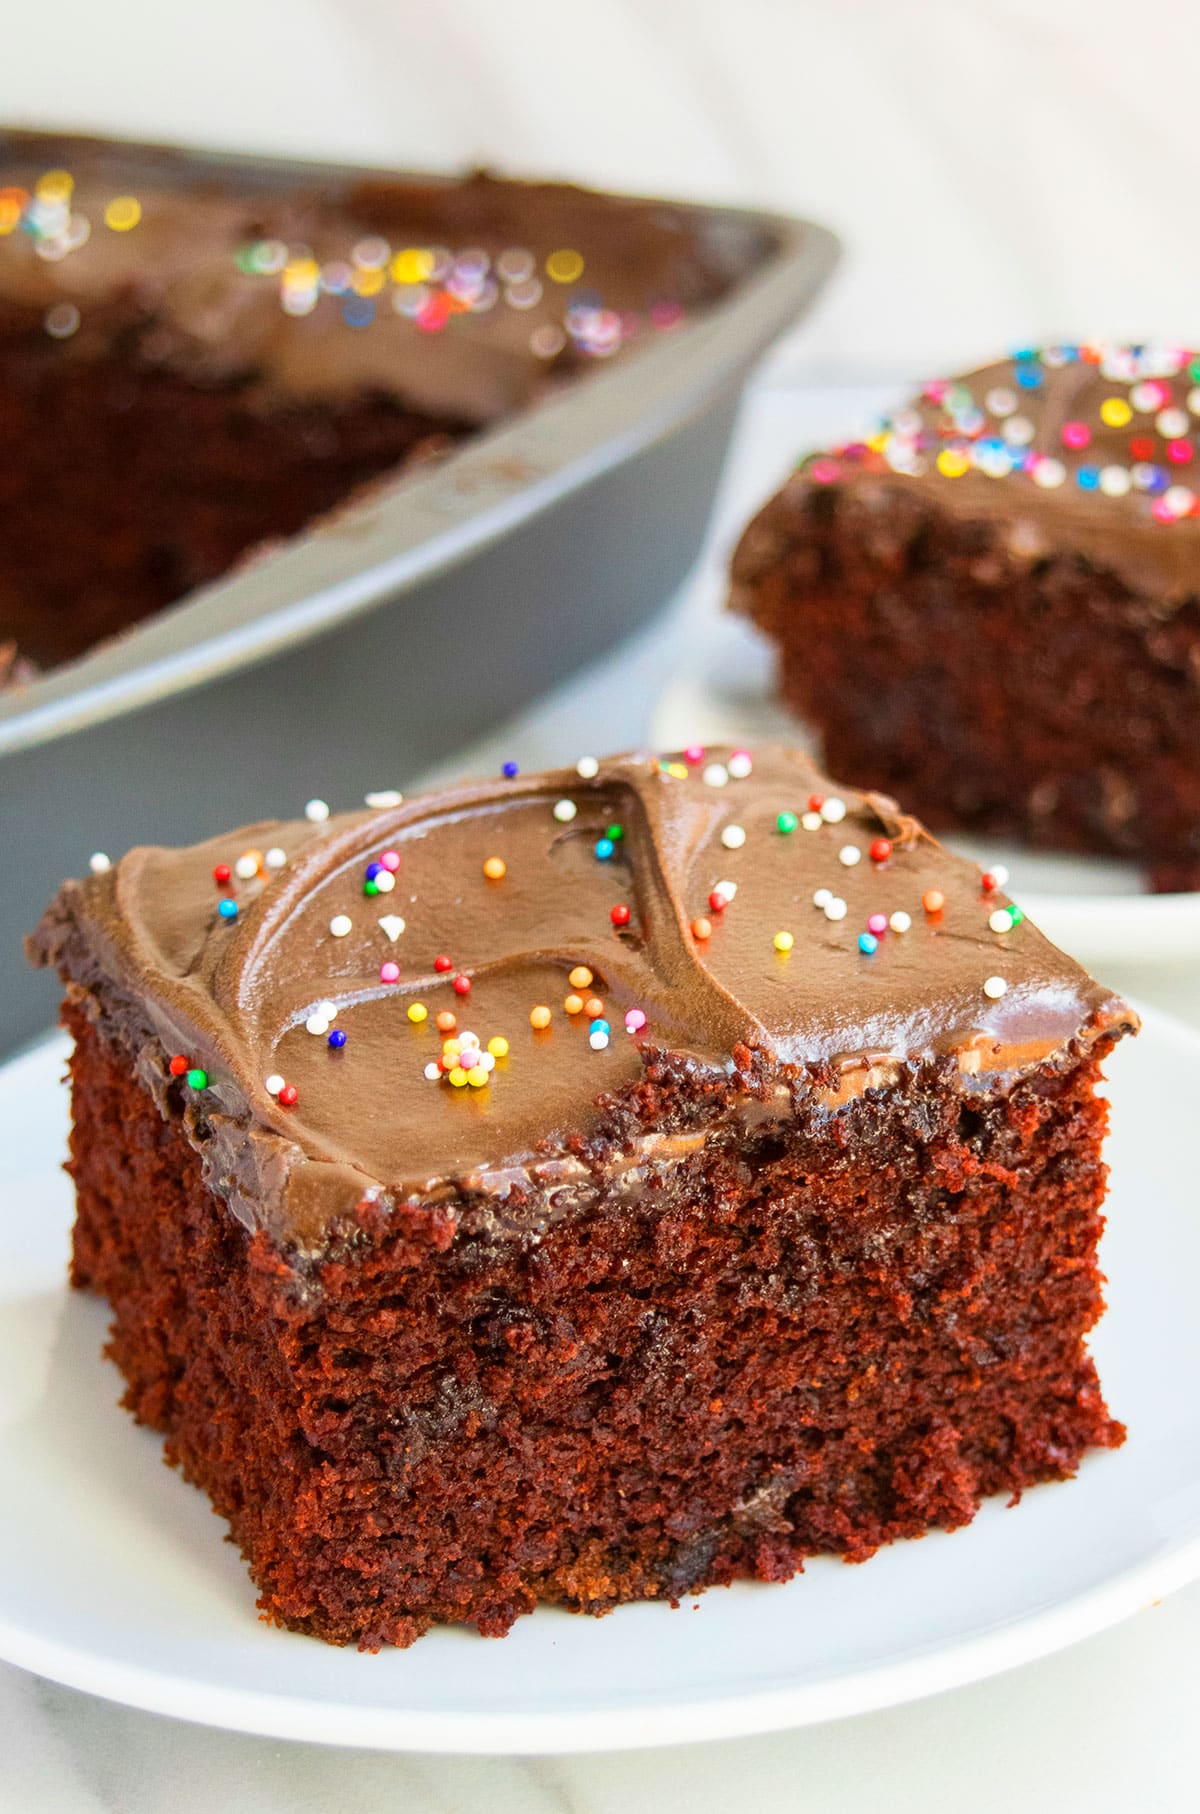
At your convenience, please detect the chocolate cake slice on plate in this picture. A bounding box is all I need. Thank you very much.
[28,746,1136,1648]
[731,345,1200,889]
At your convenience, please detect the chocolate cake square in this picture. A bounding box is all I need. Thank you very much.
[730,345,1200,888]
[28,747,1136,1647]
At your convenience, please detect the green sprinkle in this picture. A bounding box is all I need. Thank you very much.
[186,1068,208,1091]
[606,823,624,841]
[777,811,799,834]
[363,879,379,896]
[1009,904,1024,925]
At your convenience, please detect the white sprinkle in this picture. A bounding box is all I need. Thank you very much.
[1131,381,1160,413]
[702,763,729,789]
[234,854,259,880]
[824,897,848,922]
[329,914,352,938]
[265,847,287,869]
[714,878,738,901]
[1033,458,1066,489]
[801,810,823,831]
[1158,407,1189,439]
[305,798,330,823]
[305,1014,330,1037]
[813,887,832,909]
[838,844,862,867]
[1003,415,1035,446]
[88,852,111,874]
[479,1051,496,1072]
[988,863,1010,888]
[889,910,912,933]
[1165,485,1195,517]
[424,1062,442,1082]
[379,914,406,941]
[989,908,1015,934]
[985,386,1017,417]
[553,799,577,823]
[820,797,846,824]
[721,824,746,850]
[727,752,753,779]
[365,790,403,809]
[374,869,396,893]
[264,1073,284,1096]
[316,1000,338,1020]
[589,1030,610,1050]
[983,975,1008,1000]
[576,756,599,779]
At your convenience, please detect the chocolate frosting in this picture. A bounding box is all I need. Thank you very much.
[29,747,1135,1249]
[0,129,749,423]
[784,346,1200,604]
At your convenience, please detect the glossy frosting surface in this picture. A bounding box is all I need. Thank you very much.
[30,748,1134,1244]
[797,346,1200,601]
[0,130,747,421]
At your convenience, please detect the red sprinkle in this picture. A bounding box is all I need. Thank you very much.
[168,1055,189,1077]
[452,974,472,996]
[278,1083,299,1107]
[610,904,631,927]
[981,871,999,892]
[807,793,825,812]
[212,864,232,885]
[434,955,453,973]
[869,838,893,864]
[708,889,729,912]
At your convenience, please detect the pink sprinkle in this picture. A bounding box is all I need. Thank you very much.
[809,457,841,484]
[380,961,400,983]
[1061,420,1090,450]
[867,913,888,936]
[683,744,704,765]
[379,850,401,872]
[1152,498,1176,523]
[1168,440,1193,464]
[625,1008,647,1033]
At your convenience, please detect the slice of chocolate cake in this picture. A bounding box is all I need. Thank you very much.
[0,129,749,675]
[28,747,1136,1649]
[730,345,1200,889]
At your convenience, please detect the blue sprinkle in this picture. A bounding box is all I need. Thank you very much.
[343,298,375,328]
[1076,466,1100,491]
[328,1029,347,1050]
[1011,346,1038,362]
[1145,467,1168,494]
[589,1018,611,1036]
[594,837,615,861]
[1015,365,1043,389]
[217,899,238,921]
[365,861,382,880]
[501,761,520,778]
[858,932,878,956]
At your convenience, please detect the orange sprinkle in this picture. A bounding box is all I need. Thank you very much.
[691,916,713,941]
[584,996,604,1018]
[564,993,585,1015]
[922,889,946,915]
[568,965,593,989]
[435,1010,457,1033]
[530,1005,552,1030]
[483,856,506,880]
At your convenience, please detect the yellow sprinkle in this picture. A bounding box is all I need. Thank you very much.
[546,248,584,284]
[483,856,507,880]
[568,965,593,989]
[284,256,320,287]
[666,762,688,780]
[936,449,970,479]
[866,431,887,452]
[390,247,434,285]
[104,195,142,232]
[1100,397,1132,428]
[447,1066,468,1088]
[774,930,794,952]
[564,993,584,1015]
[36,169,73,201]
[442,1038,462,1058]
[407,1002,428,1024]
[530,1005,552,1030]
[487,1036,509,1058]
[352,265,386,297]
[466,1065,489,1088]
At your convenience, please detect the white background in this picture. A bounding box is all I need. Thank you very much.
[3,6,1198,1807]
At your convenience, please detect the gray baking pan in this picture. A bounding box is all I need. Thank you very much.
[2,153,836,1052]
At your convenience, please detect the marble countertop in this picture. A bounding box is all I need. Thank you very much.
[3,372,1198,1810]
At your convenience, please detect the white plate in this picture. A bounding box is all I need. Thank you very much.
[651,624,1200,970]
[2,1023,1199,1754]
